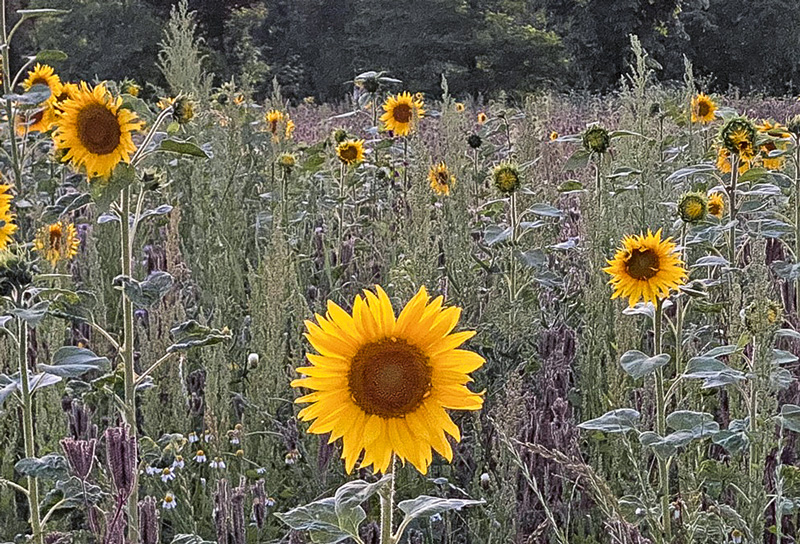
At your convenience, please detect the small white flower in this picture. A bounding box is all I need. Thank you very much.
[256,467,267,475]
[635,508,644,516]
[203,432,214,443]
[188,432,199,444]
[430,513,443,523]
[209,457,226,470]
[145,465,159,476]
[230,436,240,445]
[265,497,276,507]
[162,492,177,510]
[480,473,490,485]
[172,456,185,470]
[194,450,207,463]
[247,353,259,367]
[160,467,175,483]
[285,449,301,465]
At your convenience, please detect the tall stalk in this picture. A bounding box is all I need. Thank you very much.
[653,300,671,542]
[728,155,740,266]
[794,144,800,314]
[379,457,396,544]
[17,314,43,544]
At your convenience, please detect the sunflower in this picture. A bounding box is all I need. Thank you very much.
[455,102,465,113]
[0,186,17,251]
[34,221,80,267]
[336,139,365,166]
[53,82,142,179]
[491,162,521,194]
[691,93,717,124]
[292,285,485,473]
[677,192,708,224]
[603,229,687,307]
[757,120,790,171]
[720,117,756,160]
[582,125,610,154]
[380,92,425,137]
[708,192,724,218]
[549,131,559,141]
[428,162,455,196]
[157,97,175,111]
[54,82,80,111]
[715,146,751,174]
[17,102,57,134]
[22,64,61,97]
[121,80,141,97]
[265,109,294,141]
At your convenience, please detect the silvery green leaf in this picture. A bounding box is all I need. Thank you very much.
[40,346,110,378]
[397,495,484,523]
[578,409,640,433]
[619,350,670,379]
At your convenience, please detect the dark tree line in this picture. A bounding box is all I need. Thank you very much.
[17,0,800,100]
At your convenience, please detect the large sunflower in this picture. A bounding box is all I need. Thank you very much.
[603,229,687,307]
[691,93,716,124]
[22,64,61,97]
[380,92,425,137]
[292,286,485,474]
[53,82,141,179]
[34,221,80,267]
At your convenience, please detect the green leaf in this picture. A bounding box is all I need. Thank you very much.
[619,350,670,379]
[41,477,104,513]
[40,346,110,378]
[170,536,215,544]
[557,180,584,193]
[397,496,484,523]
[275,498,351,544]
[167,320,231,353]
[526,203,563,218]
[712,430,748,454]
[158,139,210,158]
[0,374,18,409]
[9,301,50,327]
[34,50,67,63]
[91,164,136,214]
[42,192,92,223]
[119,271,174,308]
[333,475,391,537]
[666,411,720,439]
[5,83,51,105]
[578,409,640,433]
[562,148,591,171]
[484,225,512,246]
[139,204,173,222]
[781,404,800,433]
[15,454,69,480]
[772,349,798,365]
[683,357,746,388]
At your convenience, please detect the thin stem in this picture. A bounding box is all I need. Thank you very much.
[748,339,759,513]
[17,317,43,544]
[794,144,800,315]
[728,155,739,266]
[653,300,671,543]
[120,185,139,543]
[380,457,396,544]
[508,192,519,304]
[136,352,175,385]
[338,162,346,259]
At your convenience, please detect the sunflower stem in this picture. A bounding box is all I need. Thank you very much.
[794,143,800,315]
[120,184,139,543]
[380,457,396,544]
[653,299,671,543]
[728,154,739,267]
[338,161,347,261]
[508,191,519,304]
[17,314,43,544]
[1,0,22,189]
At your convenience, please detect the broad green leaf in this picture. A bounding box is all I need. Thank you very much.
[119,271,174,308]
[619,350,670,379]
[683,357,746,388]
[167,320,231,353]
[42,192,91,223]
[484,225,512,246]
[40,346,110,378]
[15,454,69,480]
[781,404,800,433]
[275,497,351,544]
[397,495,484,523]
[526,203,563,218]
[91,164,136,214]
[41,477,104,513]
[34,50,67,63]
[0,374,17,409]
[333,476,391,538]
[159,139,210,158]
[562,148,591,171]
[6,83,51,105]
[9,301,50,327]
[578,409,640,433]
[772,349,798,365]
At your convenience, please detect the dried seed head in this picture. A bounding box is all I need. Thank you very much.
[105,425,137,499]
[251,480,267,529]
[138,496,160,544]
[61,438,97,480]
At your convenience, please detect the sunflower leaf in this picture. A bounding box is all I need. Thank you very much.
[275,498,351,544]
[167,320,231,353]
[158,139,210,158]
[9,301,50,327]
[40,346,110,378]
[17,9,70,20]
[34,50,67,63]
[91,164,136,214]
[14,454,69,480]
[397,496,484,524]
[620,350,670,379]
[6,83,51,105]
[562,148,591,171]
[118,271,174,308]
[578,409,640,433]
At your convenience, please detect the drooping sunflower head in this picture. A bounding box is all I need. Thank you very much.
[787,114,800,138]
[22,63,61,97]
[691,93,717,124]
[336,139,365,166]
[708,192,724,218]
[172,95,195,125]
[428,162,455,196]
[380,92,425,137]
[53,82,142,179]
[157,97,175,111]
[291,285,485,473]
[582,124,611,154]
[0,251,33,297]
[677,192,708,224]
[720,117,757,159]
[491,161,521,194]
[603,229,687,307]
[33,221,80,267]
[744,298,783,335]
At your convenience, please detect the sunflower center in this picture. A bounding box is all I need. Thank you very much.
[392,104,412,123]
[49,226,63,251]
[697,101,710,117]
[30,77,49,87]
[76,104,121,155]
[340,145,358,162]
[436,171,450,186]
[348,338,432,418]
[625,248,660,280]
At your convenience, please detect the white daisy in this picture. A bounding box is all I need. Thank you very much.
[162,492,177,510]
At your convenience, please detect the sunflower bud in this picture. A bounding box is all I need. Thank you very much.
[121,80,141,97]
[677,192,708,224]
[582,125,611,154]
[467,133,482,149]
[720,117,756,158]
[491,162,522,194]
[332,128,348,143]
[278,152,297,173]
[743,299,783,335]
[172,96,195,125]
[0,252,33,297]
[708,192,724,218]
[787,114,800,137]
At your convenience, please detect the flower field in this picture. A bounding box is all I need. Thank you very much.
[4,5,800,544]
